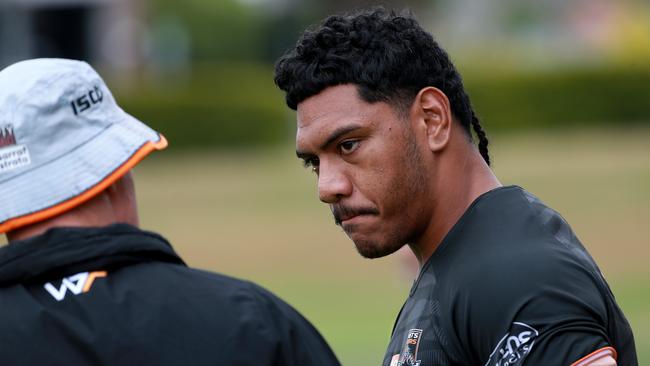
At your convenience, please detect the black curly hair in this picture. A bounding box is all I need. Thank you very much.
[274,8,490,165]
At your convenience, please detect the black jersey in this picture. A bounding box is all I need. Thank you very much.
[383,186,636,366]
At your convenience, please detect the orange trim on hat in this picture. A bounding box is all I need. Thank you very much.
[0,135,167,234]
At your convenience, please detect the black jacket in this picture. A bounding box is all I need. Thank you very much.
[0,224,340,365]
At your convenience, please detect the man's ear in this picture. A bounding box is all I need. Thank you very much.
[107,172,139,227]
[412,87,453,152]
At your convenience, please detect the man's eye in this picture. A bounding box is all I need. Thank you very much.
[339,140,360,155]
[303,158,320,173]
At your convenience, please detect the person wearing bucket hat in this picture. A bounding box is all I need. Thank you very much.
[0,59,340,366]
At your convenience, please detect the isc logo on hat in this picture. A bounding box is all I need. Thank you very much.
[70,85,104,116]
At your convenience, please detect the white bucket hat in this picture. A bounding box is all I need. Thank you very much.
[0,58,167,233]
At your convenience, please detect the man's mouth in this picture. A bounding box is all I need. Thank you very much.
[331,205,380,226]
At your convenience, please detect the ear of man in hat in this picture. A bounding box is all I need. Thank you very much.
[0,58,340,366]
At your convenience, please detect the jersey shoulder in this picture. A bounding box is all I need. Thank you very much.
[444,186,604,288]
[435,187,619,365]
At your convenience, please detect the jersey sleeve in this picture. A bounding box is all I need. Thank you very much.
[452,246,614,366]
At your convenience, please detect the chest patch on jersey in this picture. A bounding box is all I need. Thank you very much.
[485,322,538,366]
[392,329,423,366]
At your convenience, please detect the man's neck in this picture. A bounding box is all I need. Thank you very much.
[8,217,109,243]
[409,150,501,267]
[7,192,136,243]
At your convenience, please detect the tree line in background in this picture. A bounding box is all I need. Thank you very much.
[114,63,650,149]
[121,0,650,148]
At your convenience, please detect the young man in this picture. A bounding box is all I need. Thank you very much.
[274,9,637,366]
[0,58,340,366]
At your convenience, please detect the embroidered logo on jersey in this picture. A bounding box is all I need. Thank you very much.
[485,322,538,366]
[43,271,107,301]
[0,124,31,173]
[395,329,423,366]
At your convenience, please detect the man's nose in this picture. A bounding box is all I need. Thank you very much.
[318,162,352,204]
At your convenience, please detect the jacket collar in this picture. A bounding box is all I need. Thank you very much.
[0,224,185,286]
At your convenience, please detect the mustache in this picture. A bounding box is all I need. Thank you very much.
[331,205,380,226]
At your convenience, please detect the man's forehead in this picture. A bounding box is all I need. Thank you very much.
[297,105,363,133]
[297,86,365,125]
[296,106,372,151]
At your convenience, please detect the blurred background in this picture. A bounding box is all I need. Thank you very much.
[1,0,649,364]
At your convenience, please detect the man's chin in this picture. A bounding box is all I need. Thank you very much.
[352,238,404,259]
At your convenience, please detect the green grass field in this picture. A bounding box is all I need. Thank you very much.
[3,127,648,364]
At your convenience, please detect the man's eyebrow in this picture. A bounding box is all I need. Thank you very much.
[296,150,313,160]
[320,124,364,151]
[296,123,364,160]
